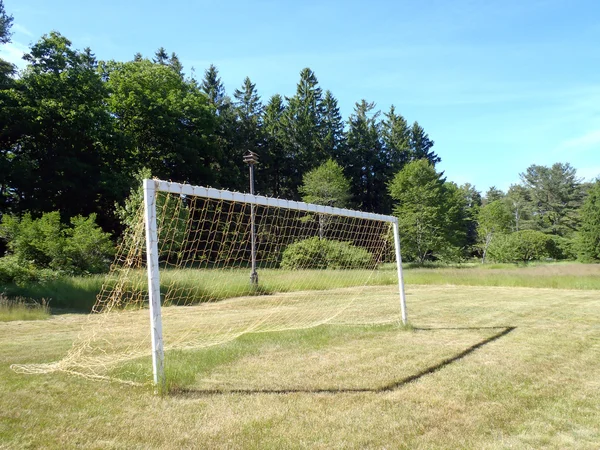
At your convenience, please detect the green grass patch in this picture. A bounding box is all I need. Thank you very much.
[2,285,600,447]
[0,295,50,322]
[113,324,403,391]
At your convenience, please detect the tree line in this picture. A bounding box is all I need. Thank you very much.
[0,10,439,235]
[0,1,599,285]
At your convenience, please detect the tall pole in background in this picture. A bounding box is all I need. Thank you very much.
[243,151,259,286]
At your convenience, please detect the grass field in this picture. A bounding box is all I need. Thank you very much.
[2,271,600,448]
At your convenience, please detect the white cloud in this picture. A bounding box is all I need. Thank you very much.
[0,41,27,70]
[558,129,600,153]
[13,24,34,37]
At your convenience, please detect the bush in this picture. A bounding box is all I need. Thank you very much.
[280,237,373,270]
[0,255,60,287]
[487,230,554,263]
[0,211,114,283]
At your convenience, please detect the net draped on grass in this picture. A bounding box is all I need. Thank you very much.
[11,186,402,384]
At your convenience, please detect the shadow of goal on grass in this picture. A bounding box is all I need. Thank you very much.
[171,326,516,397]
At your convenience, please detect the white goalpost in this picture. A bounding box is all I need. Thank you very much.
[143,179,407,389]
[12,179,407,389]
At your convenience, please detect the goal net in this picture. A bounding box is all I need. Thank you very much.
[12,179,406,386]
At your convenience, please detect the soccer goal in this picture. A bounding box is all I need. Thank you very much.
[12,179,407,389]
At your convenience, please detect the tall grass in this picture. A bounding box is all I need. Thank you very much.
[1,262,599,312]
[2,275,104,311]
[403,263,600,289]
[0,295,50,322]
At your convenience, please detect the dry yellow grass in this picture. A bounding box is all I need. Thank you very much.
[2,284,600,448]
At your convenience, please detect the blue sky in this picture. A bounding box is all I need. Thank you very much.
[3,0,600,194]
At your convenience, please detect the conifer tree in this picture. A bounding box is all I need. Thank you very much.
[279,68,326,195]
[409,121,440,165]
[321,90,345,161]
[153,47,169,65]
[577,179,600,261]
[168,52,183,76]
[344,100,383,211]
[262,94,288,198]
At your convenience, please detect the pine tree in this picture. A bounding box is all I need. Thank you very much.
[262,94,289,198]
[409,121,440,165]
[153,47,169,65]
[484,186,505,204]
[344,100,383,211]
[520,162,583,236]
[233,77,265,192]
[199,65,240,190]
[381,105,411,173]
[200,64,228,110]
[168,52,183,76]
[279,68,326,195]
[321,90,346,161]
[233,77,263,121]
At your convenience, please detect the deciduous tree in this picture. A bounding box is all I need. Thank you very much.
[389,159,461,263]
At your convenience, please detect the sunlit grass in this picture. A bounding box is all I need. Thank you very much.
[403,262,600,289]
[2,284,599,448]
[0,295,51,322]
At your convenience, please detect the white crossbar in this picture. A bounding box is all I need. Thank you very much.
[152,179,397,224]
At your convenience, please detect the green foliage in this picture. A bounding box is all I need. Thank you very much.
[389,160,466,263]
[321,90,346,162]
[299,159,351,207]
[458,183,482,255]
[477,199,514,262]
[279,68,328,194]
[4,32,126,222]
[103,58,217,186]
[0,255,60,286]
[0,211,114,281]
[64,214,117,273]
[577,180,600,261]
[343,100,384,211]
[484,186,505,203]
[487,230,554,263]
[409,121,439,165]
[115,170,189,262]
[280,237,373,270]
[519,162,583,236]
[548,235,576,261]
[506,184,530,231]
[0,0,13,45]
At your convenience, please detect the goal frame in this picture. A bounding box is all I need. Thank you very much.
[142,178,407,390]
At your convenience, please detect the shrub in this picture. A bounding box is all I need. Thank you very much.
[280,237,373,270]
[63,214,115,274]
[0,211,114,282]
[487,230,554,263]
[0,255,60,287]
